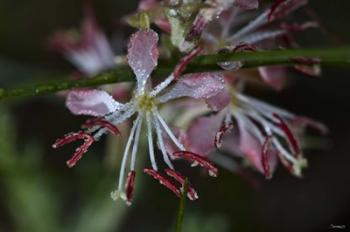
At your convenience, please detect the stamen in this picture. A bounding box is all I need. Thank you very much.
[144,168,180,197]
[146,112,158,171]
[268,0,286,21]
[215,123,234,149]
[125,171,136,205]
[277,152,297,176]
[229,11,268,42]
[150,46,202,97]
[232,43,256,52]
[240,30,285,45]
[153,112,174,169]
[117,116,141,191]
[280,21,319,32]
[261,136,273,179]
[186,15,206,41]
[82,118,120,135]
[155,111,185,150]
[268,0,307,22]
[273,113,301,157]
[52,131,95,168]
[173,46,202,79]
[164,169,198,200]
[172,151,218,177]
[130,116,143,171]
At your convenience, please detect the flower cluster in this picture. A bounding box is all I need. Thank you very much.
[52,0,327,204]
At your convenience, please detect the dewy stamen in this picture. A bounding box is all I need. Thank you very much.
[273,113,301,157]
[165,168,199,200]
[52,131,95,168]
[144,168,181,197]
[82,118,120,135]
[172,151,218,177]
[125,171,136,205]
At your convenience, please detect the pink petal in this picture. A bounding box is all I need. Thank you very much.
[187,111,226,156]
[258,66,288,91]
[158,73,225,102]
[127,29,159,85]
[234,0,259,10]
[66,90,123,116]
[206,88,231,111]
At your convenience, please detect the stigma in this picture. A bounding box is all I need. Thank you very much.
[136,94,157,112]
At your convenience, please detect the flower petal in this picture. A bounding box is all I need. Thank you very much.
[127,29,159,88]
[66,90,123,116]
[206,88,231,111]
[187,111,226,156]
[258,66,288,91]
[158,73,225,103]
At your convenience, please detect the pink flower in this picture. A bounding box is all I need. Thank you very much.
[187,81,327,178]
[50,6,115,76]
[53,29,224,204]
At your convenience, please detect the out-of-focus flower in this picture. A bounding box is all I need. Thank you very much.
[186,79,328,178]
[199,0,319,89]
[50,6,116,76]
[52,29,224,204]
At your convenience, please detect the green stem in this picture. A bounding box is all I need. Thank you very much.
[175,179,188,232]
[0,47,349,101]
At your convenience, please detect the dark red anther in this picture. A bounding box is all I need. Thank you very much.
[232,43,256,53]
[186,15,207,41]
[290,57,320,66]
[172,151,218,177]
[144,168,181,197]
[164,169,198,201]
[174,46,203,79]
[268,0,307,22]
[261,136,273,179]
[125,171,136,205]
[215,123,234,149]
[82,118,120,135]
[52,131,95,168]
[273,113,301,157]
[268,0,286,22]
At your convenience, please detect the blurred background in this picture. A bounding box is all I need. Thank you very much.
[0,0,349,231]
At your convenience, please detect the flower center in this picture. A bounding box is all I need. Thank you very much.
[137,94,156,112]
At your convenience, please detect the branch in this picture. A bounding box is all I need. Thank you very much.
[1,47,349,101]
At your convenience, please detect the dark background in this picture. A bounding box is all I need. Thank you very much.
[0,0,349,231]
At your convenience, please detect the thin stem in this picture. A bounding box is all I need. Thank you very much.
[1,47,349,101]
[175,179,188,232]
